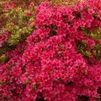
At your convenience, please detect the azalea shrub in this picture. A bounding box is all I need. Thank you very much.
[0,0,76,58]
[0,0,101,101]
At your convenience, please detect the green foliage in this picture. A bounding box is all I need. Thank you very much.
[91,28,101,40]
[0,54,8,63]
[81,27,101,40]
[92,44,101,60]
[77,41,91,58]
[81,27,91,35]
[5,7,34,46]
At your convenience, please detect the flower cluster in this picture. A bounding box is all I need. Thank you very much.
[0,0,101,101]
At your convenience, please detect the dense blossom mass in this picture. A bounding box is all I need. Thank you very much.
[0,0,101,101]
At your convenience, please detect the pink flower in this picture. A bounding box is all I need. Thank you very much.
[0,0,101,100]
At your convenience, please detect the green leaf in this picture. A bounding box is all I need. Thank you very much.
[0,54,9,63]
[91,28,101,40]
[92,44,101,60]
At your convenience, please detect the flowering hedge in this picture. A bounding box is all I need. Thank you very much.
[0,0,76,59]
[0,0,101,101]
